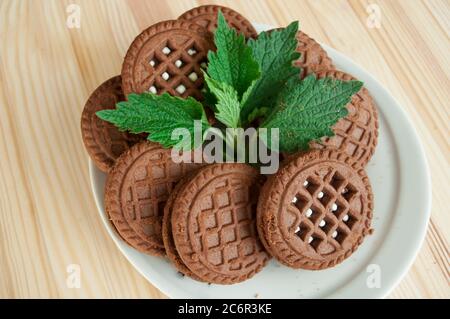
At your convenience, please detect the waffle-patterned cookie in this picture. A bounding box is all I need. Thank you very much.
[171,164,270,284]
[178,5,257,39]
[311,70,379,167]
[162,176,204,281]
[105,141,203,256]
[80,76,144,172]
[121,20,214,100]
[294,31,335,79]
[257,150,374,270]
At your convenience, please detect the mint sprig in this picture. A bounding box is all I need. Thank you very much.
[207,11,260,98]
[204,11,262,128]
[261,75,363,152]
[241,22,301,124]
[96,93,210,149]
[204,74,241,128]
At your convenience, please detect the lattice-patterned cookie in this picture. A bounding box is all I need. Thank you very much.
[162,175,204,281]
[80,76,145,172]
[178,5,257,39]
[121,20,214,100]
[257,150,374,270]
[105,141,203,256]
[294,31,335,79]
[311,70,379,167]
[171,163,270,284]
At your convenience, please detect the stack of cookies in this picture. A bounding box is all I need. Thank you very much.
[81,5,378,285]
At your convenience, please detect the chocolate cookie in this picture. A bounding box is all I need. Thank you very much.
[257,150,374,270]
[311,70,379,167]
[105,141,203,256]
[178,5,257,39]
[294,31,335,79]
[121,20,214,100]
[171,163,270,284]
[80,76,144,172]
[162,176,204,281]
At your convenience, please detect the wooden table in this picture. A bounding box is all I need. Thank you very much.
[0,0,448,298]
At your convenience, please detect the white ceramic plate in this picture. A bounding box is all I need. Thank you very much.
[89,24,431,298]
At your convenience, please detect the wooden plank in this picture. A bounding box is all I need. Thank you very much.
[0,0,448,298]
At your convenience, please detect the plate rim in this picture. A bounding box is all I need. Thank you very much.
[88,23,432,299]
[321,44,432,298]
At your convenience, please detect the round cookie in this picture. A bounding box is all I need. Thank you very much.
[311,70,379,167]
[162,176,204,281]
[105,141,203,256]
[257,150,374,270]
[294,31,335,79]
[178,5,257,39]
[171,163,270,284]
[80,76,144,172]
[121,20,214,100]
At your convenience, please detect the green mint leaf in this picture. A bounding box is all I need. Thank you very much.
[241,22,300,123]
[240,78,258,107]
[261,75,363,153]
[96,93,210,149]
[204,74,241,128]
[207,11,260,98]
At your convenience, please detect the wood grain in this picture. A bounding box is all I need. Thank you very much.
[0,0,448,298]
